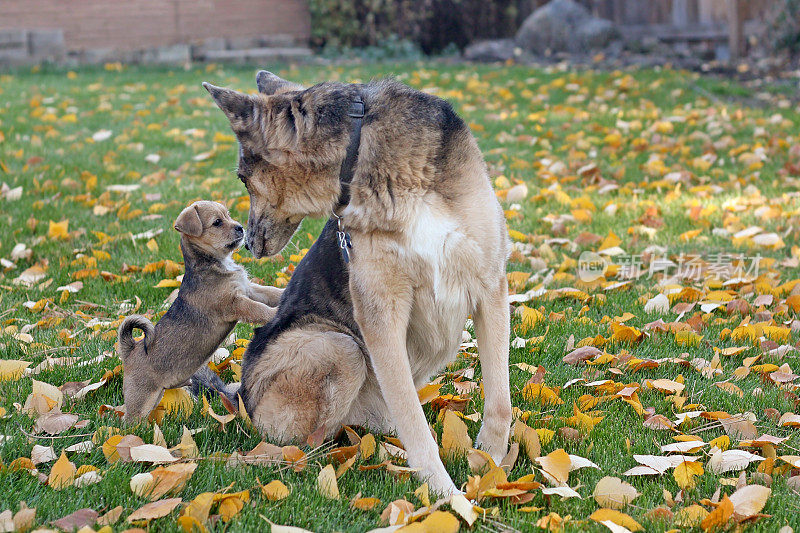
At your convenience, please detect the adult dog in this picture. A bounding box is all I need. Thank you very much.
[201,71,511,495]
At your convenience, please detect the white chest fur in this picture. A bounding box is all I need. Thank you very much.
[408,204,460,296]
[403,204,474,384]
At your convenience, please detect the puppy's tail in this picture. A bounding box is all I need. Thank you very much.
[189,365,241,406]
[117,314,155,360]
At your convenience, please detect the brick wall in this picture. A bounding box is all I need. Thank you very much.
[0,0,310,52]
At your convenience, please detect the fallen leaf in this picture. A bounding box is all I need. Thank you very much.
[317,464,339,500]
[48,451,76,489]
[593,477,639,509]
[127,498,182,522]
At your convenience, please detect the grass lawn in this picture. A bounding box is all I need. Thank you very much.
[1,61,800,532]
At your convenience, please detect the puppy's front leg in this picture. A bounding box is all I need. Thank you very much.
[248,284,284,307]
[350,269,458,496]
[473,275,512,464]
[231,297,277,324]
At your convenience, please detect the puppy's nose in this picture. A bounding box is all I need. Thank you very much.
[235,225,244,235]
[244,241,250,251]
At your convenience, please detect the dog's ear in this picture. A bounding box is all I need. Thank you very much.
[202,83,256,124]
[256,70,303,95]
[174,205,203,237]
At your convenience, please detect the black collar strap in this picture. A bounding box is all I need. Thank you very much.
[335,93,365,210]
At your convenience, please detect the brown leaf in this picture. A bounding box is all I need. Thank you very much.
[127,498,182,522]
[51,508,98,532]
[563,346,602,365]
[33,410,80,435]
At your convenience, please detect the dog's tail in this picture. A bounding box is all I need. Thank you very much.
[117,314,155,360]
[189,365,241,406]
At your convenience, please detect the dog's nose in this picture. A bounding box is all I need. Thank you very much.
[235,225,244,235]
[244,241,250,251]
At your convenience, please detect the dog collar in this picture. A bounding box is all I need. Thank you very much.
[336,94,365,210]
[333,92,365,264]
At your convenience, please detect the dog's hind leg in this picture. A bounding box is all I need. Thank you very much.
[473,275,512,464]
[246,328,366,444]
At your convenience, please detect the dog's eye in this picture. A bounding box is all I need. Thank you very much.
[212,219,222,227]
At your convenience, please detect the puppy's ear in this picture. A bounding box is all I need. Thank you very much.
[202,83,256,125]
[256,70,303,95]
[174,205,203,237]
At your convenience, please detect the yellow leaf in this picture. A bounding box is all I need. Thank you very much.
[709,435,730,451]
[419,511,460,533]
[535,448,571,485]
[177,515,207,533]
[417,383,442,405]
[674,460,703,490]
[0,359,31,382]
[518,305,544,333]
[182,492,214,524]
[282,446,307,472]
[442,410,472,456]
[48,451,75,489]
[414,483,430,507]
[352,497,381,510]
[317,464,339,499]
[679,229,702,242]
[700,494,733,531]
[48,220,69,240]
[589,508,643,531]
[262,480,290,501]
[675,504,710,527]
[102,434,124,463]
[216,492,248,521]
[512,420,541,461]
[155,388,193,419]
[599,230,621,251]
[536,428,555,446]
[154,279,181,288]
[675,330,703,347]
[521,383,563,405]
[360,433,376,460]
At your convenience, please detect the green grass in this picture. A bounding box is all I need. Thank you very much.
[1,61,800,532]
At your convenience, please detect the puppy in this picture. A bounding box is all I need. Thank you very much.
[118,200,283,421]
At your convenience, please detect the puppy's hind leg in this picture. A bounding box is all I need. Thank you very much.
[473,275,512,464]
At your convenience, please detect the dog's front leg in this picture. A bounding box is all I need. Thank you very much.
[248,284,284,307]
[350,270,459,496]
[473,274,512,464]
[230,297,277,324]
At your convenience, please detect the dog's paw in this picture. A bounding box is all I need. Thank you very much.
[475,425,509,465]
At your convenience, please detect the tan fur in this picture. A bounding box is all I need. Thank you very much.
[118,201,283,421]
[205,75,511,495]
